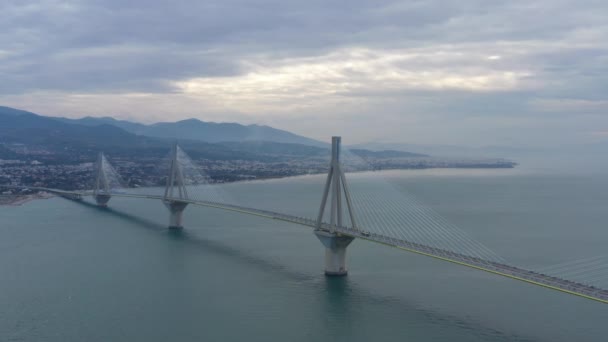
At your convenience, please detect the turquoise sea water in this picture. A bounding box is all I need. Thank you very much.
[1,164,608,341]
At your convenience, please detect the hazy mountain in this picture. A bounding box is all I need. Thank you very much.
[0,106,141,147]
[0,107,291,161]
[348,149,427,159]
[218,141,326,157]
[58,115,325,147]
[57,116,147,133]
[0,106,34,116]
[0,106,430,164]
[350,142,529,159]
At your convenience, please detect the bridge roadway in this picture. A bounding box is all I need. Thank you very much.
[5,186,608,304]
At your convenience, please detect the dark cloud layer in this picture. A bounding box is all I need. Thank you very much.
[1,0,607,146]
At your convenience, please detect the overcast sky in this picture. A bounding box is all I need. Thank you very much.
[1,0,607,147]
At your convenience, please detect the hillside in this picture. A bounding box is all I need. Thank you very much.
[0,106,142,148]
[0,106,329,163]
[0,106,515,189]
[0,105,440,164]
[58,114,325,147]
[0,107,250,161]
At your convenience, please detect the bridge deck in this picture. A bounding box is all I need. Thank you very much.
[4,186,608,304]
[121,193,608,304]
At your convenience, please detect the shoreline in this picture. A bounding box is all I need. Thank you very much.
[0,192,55,207]
[0,166,518,207]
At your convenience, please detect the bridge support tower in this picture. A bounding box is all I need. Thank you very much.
[163,143,189,229]
[93,152,111,207]
[315,136,358,276]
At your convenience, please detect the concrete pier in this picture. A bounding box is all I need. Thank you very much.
[164,200,189,229]
[315,230,354,276]
[94,194,111,207]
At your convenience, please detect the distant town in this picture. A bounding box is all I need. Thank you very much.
[0,106,516,204]
[0,142,516,195]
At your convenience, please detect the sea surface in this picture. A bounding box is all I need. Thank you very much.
[2,160,608,341]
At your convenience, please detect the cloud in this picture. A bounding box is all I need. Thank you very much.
[0,0,607,147]
[530,98,608,114]
[173,46,531,116]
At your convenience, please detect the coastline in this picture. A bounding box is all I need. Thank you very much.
[0,192,55,207]
[0,165,519,207]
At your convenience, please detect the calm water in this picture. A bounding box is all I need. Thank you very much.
[2,164,608,341]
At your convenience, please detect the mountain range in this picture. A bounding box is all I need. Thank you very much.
[56,114,325,147]
[0,106,425,162]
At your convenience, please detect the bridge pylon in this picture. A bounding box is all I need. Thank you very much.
[315,136,357,276]
[93,152,112,207]
[163,143,189,229]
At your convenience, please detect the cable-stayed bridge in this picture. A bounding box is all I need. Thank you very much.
[3,137,608,305]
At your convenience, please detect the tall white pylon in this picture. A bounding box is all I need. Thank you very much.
[93,152,111,206]
[315,137,357,276]
[316,136,357,231]
[163,143,189,229]
[164,143,188,201]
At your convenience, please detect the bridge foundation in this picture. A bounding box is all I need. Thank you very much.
[315,230,354,276]
[94,194,111,207]
[164,200,189,229]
